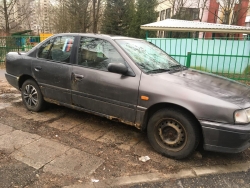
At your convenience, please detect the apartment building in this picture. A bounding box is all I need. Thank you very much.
[32,0,52,34]
[13,0,35,31]
[11,0,52,34]
[23,0,52,34]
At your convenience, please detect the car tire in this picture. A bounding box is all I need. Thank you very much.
[147,108,200,159]
[21,79,46,112]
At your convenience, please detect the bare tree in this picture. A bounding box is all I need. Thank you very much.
[197,0,209,21]
[19,0,34,31]
[204,0,250,25]
[92,0,102,33]
[51,0,105,33]
[0,0,32,35]
[50,0,69,33]
[167,0,197,18]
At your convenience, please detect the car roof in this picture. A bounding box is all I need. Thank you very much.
[53,33,142,41]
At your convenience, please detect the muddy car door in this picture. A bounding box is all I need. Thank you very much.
[32,36,75,104]
[71,36,140,123]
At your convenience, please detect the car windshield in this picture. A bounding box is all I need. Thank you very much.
[115,39,180,73]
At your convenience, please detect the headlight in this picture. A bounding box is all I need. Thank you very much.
[234,108,250,123]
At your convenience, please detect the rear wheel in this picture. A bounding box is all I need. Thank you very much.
[21,79,45,112]
[147,108,200,159]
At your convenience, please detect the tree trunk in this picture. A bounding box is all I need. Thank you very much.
[3,0,10,35]
[92,0,101,33]
[92,0,97,33]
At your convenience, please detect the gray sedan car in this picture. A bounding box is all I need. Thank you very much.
[5,33,250,159]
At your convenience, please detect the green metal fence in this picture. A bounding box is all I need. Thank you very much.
[1,36,250,83]
[147,37,250,83]
[0,36,41,64]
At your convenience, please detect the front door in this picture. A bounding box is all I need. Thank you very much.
[71,36,140,123]
[32,35,75,104]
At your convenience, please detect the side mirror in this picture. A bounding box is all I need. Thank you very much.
[108,63,128,75]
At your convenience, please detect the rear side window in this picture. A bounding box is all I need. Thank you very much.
[38,36,75,63]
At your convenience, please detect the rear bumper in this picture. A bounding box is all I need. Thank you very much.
[200,120,250,153]
[5,73,19,90]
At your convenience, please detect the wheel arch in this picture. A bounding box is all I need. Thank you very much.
[18,74,36,89]
[141,102,203,144]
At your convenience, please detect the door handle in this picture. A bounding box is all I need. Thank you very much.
[73,73,84,81]
[34,66,42,71]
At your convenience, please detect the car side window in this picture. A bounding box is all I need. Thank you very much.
[78,37,126,71]
[38,36,74,63]
[37,38,54,59]
[48,36,75,63]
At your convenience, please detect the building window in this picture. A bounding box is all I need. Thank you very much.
[165,8,171,19]
[179,7,199,20]
[160,10,165,21]
[192,9,199,20]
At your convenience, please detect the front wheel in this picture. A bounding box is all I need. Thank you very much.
[21,79,45,112]
[147,108,200,159]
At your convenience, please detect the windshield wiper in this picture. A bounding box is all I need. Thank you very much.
[169,65,183,69]
[147,69,170,74]
[169,65,187,73]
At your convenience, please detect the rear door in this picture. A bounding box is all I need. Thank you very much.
[32,35,75,104]
[71,36,140,123]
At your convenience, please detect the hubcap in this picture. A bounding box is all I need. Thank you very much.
[157,119,186,151]
[23,84,38,107]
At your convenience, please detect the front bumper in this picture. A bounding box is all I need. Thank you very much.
[5,73,19,90]
[200,120,250,153]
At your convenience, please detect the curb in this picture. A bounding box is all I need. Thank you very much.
[64,161,250,188]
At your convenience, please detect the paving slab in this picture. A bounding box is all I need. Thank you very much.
[0,130,40,153]
[11,98,22,103]
[97,127,143,150]
[11,138,70,169]
[48,116,81,131]
[0,69,6,80]
[43,148,104,178]
[79,127,108,141]
[0,102,12,110]
[0,123,13,135]
[0,93,21,99]
[69,121,111,141]
[6,106,65,122]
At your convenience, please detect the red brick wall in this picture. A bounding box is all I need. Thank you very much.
[205,0,220,38]
[236,0,249,26]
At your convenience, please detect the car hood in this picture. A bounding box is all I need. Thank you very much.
[156,69,250,108]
